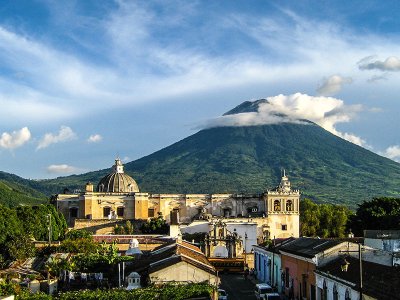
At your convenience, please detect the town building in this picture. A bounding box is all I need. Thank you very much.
[253,237,295,293]
[56,159,300,239]
[315,255,400,300]
[278,238,359,300]
[364,230,400,254]
[123,239,218,286]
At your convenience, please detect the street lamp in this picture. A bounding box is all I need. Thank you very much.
[243,233,248,270]
[47,214,52,247]
[340,243,363,299]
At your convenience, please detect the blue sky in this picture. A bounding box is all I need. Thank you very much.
[0,0,400,179]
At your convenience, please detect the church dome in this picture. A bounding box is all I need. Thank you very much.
[97,158,139,193]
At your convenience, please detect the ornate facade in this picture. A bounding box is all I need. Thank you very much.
[56,159,300,238]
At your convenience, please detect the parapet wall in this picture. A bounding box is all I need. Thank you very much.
[73,219,144,234]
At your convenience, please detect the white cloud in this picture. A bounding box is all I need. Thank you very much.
[0,2,399,135]
[317,75,353,96]
[37,126,76,150]
[87,134,102,143]
[46,164,79,174]
[203,93,367,147]
[382,145,400,162]
[0,127,31,149]
[121,156,131,163]
[358,56,400,71]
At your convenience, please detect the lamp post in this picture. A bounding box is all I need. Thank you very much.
[47,214,52,247]
[243,232,248,272]
[340,243,363,299]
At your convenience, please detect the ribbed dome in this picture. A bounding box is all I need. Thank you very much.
[97,159,139,193]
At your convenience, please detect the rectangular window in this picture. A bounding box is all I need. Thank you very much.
[117,207,124,217]
[148,208,155,217]
[69,207,78,218]
[302,279,307,297]
[103,207,111,218]
[282,224,287,231]
[285,268,289,288]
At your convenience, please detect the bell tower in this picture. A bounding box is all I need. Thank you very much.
[264,170,300,238]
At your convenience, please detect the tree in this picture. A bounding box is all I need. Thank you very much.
[113,221,135,235]
[65,229,92,240]
[60,230,101,254]
[140,214,169,234]
[300,199,320,237]
[348,197,400,236]
[300,199,351,238]
[16,204,67,241]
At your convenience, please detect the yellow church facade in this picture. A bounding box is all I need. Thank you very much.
[56,159,300,239]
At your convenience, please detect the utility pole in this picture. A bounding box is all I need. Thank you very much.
[359,243,363,299]
[47,213,52,293]
[272,236,275,288]
[244,233,248,266]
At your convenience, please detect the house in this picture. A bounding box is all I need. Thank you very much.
[253,238,295,293]
[124,239,218,286]
[315,256,400,300]
[279,238,359,300]
[364,230,400,257]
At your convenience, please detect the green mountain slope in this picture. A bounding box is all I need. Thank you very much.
[19,100,400,208]
[0,172,47,206]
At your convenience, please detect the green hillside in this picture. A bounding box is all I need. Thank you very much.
[9,100,400,208]
[0,176,47,206]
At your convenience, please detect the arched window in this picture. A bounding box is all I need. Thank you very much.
[345,289,351,300]
[117,207,124,217]
[322,280,328,300]
[333,284,338,300]
[103,207,111,218]
[286,200,293,211]
[274,200,281,211]
[69,207,78,218]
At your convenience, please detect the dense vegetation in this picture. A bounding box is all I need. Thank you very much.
[29,100,400,209]
[348,197,400,236]
[300,197,400,237]
[113,220,135,234]
[0,281,214,300]
[48,231,134,276]
[300,198,352,238]
[0,204,67,267]
[0,179,47,207]
[140,214,169,234]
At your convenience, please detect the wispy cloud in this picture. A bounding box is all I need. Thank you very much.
[381,145,400,162]
[317,75,353,96]
[87,134,102,143]
[203,93,366,146]
[37,126,76,150]
[0,127,31,150]
[46,164,80,174]
[358,56,400,71]
[0,2,399,129]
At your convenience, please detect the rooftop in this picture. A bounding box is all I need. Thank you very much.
[279,237,342,258]
[364,230,400,239]
[316,256,400,299]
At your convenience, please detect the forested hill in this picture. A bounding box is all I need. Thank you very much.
[0,171,47,206]
[3,100,400,208]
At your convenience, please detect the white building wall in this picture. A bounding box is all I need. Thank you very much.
[315,273,359,300]
[149,261,217,285]
[226,222,257,253]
